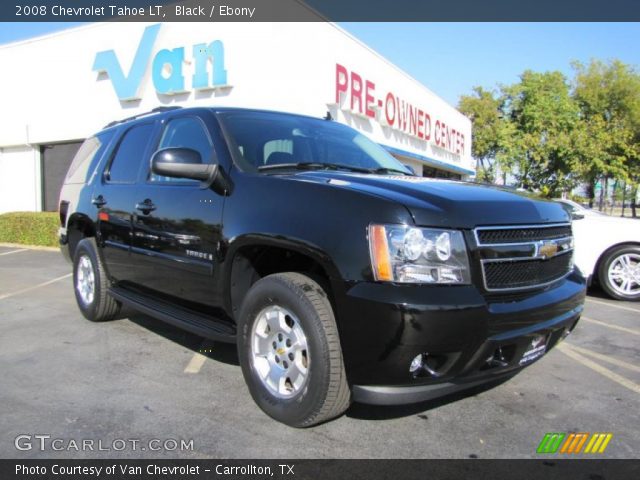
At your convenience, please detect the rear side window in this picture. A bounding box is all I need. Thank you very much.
[65,131,114,184]
[150,117,214,183]
[107,123,154,183]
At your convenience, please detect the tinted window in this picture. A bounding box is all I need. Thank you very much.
[150,117,213,182]
[218,111,411,174]
[65,131,114,184]
[107,123,154,183]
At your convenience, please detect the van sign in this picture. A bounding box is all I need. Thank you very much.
[93,23,228,101]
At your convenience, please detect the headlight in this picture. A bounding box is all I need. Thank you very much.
[368,224,471,284]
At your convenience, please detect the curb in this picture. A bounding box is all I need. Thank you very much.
[0,243,59,252]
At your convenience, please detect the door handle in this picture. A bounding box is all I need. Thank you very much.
[135,200,156,213]
[91,195,107,207]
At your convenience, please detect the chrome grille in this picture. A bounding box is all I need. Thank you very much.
[474,224,573,292]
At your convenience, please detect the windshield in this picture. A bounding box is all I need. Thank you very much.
[218,111,412,174]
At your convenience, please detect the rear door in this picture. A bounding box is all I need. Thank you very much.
[129,113,225,308]
[96,122,157,284]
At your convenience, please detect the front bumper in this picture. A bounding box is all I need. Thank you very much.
[333,270,586,404]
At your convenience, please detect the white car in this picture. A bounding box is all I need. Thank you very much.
[556,199,640,301]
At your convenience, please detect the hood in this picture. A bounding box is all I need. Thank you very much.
[286,171,569,229]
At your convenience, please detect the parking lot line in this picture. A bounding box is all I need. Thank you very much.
[557,343,640,395]
[581,316,640,336]
[0,273,72,300]
[184,352,208,374]
[565,344,640,374]
[585,298,640,314]
[0,248,28,256]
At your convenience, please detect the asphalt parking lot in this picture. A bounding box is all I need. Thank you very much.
[0,245,638,459]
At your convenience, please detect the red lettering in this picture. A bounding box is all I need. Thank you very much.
[351,71,363,113]
[335,63,348,104]
[398,98,408,131]
[424,112,431,140]
[417,109,424,139]
[365,80,376,118]
[409,105,417,136]
[385,92,395,126]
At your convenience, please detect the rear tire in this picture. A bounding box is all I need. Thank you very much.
[73,238,121,321]
[238,272,351,427]
[597,244,640,301]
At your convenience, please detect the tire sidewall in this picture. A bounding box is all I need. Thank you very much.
[238,276,332,426]
[599,245,640,301]
[73,239,103,320]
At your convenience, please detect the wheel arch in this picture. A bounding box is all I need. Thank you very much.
[594,241,640,284]
[225,235,342,322]
[66,213,97,259]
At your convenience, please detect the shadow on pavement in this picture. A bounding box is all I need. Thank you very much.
[126,312,240,366]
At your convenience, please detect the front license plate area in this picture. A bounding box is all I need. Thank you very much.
[519,334,548,365]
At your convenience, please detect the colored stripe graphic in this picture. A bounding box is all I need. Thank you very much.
[560,433,589,453]
[537,433,566,453]
[584,433,613,454]
[538,432,613,454]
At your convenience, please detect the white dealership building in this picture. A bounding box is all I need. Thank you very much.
[0,21,474,213]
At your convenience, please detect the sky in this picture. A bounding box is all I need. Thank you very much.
[1,22,639,106]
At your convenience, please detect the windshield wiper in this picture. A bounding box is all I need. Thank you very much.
[368,167,413,176]
[258,162,372,173]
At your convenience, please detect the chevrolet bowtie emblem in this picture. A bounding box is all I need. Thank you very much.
[538,241,559,259]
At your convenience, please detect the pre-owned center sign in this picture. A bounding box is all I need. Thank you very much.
[334,63,466,158]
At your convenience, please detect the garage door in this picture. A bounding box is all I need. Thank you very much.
[41,141,83,212]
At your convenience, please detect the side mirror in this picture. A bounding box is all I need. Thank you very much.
[404,165,416,176]
[151,148,231,194]
[151,148,211,181]
[571,212,585,221]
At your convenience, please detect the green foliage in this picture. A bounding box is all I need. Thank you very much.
[572,60,640,193]
[459,59,640,200]
[0,212,59,247]
[501,70,581,196]
[458,87,504,179]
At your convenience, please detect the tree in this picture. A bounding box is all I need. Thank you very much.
[500,70,581,196]
[572,59,640,209]
[458,87,504,182]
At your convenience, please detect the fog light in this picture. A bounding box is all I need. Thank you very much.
[409,354,424,374]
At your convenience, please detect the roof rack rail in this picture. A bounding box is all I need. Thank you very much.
[103,106,182,128]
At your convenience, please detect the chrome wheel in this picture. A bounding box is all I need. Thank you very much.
[607,253,640,297]
[250,305,310,399]
[76,254,95,306]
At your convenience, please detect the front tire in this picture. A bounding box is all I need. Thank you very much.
[238,272,351,427]
[73,238,121,321]
[598,244,640,301]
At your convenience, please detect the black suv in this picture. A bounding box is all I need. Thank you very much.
[59,106,586,427]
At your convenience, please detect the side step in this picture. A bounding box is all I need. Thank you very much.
[109,286,236,343]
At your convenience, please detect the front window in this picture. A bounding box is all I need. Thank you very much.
[218,111,411,175]
[150,116,214,183]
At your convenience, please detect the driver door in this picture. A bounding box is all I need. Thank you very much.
[129,114,225,309]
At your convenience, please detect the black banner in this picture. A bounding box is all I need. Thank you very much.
[2,0,640,22]
[3,460,640,480]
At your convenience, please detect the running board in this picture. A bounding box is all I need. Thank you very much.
[109,286,236,343]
